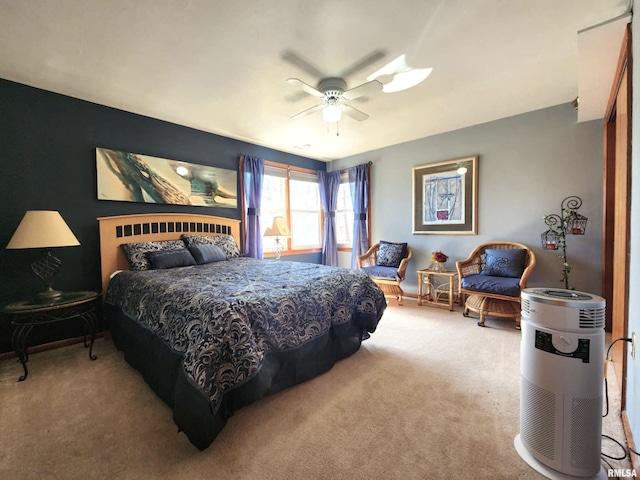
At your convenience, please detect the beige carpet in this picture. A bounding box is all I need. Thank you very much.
[0,301,631,479]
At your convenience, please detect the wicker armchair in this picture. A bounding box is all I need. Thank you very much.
[357,243,413,305]
[456,242,536,327]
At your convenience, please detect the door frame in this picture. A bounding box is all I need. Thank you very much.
[602,24,632,408]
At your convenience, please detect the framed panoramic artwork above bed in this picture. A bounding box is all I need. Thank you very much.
[97,213,386,450]
[96,148,237,208]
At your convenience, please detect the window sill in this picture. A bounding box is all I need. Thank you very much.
[263,248,322,258]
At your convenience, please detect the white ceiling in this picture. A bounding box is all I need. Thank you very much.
[0,0,629,161]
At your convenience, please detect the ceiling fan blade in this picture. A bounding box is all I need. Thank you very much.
[287,78,324,98]
[340,104,369,122]
[281,50,325,79]
[339,49,386,79]
[285,90,313,103]
[342,80,382,101]
[291,104,324,119]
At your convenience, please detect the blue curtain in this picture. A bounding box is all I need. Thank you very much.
[318,170,341,266]
[241,155,264,258]
[349,163,370,269]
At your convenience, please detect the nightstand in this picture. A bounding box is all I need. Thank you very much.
[2,291,100,381]
[417,269,464,311]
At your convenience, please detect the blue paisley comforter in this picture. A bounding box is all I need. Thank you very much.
[105,258,386,408]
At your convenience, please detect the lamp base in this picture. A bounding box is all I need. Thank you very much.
[273,237,284,260]
[35,287,63,303]
[32,249,63,303]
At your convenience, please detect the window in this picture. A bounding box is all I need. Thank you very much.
[257,162,368,257]
[261,165,321,254]
[290,173,321,249]
[336,176,354,247]
[261,169,287,252]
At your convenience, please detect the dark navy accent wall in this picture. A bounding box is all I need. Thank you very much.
[0,78,325,353]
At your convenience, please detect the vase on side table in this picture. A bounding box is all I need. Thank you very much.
[430,261,446,272]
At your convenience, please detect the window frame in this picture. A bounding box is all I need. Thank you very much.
[335,173,354,249]
[256,161,372,258]
[262,161,322,257]
[336,167,372,253]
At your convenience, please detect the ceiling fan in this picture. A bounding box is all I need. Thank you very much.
[283,50,386,123]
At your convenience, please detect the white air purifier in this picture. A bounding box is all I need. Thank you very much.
[514,288,606,479]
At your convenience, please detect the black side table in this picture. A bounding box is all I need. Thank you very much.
[2,291,100,381]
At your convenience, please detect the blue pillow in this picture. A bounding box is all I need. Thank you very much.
[145,248,197,270]
[481,249,526,278]
[121,240,186,270]
[188,244,227,265]
[376,241,407,268]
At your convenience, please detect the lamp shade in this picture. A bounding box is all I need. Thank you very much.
[6,211,80,249]
[264,216,291,237]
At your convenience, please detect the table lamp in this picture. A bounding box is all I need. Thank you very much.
[6,210,80,302]
[264,216,291,260]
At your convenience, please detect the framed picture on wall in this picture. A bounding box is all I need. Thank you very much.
[96,148,237,208]
[412,156,478,235]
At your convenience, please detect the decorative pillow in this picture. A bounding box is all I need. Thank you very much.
[376,241,407,268]
[121,240,186,270]
[481,249,526,278]
[188,244,227,265]
[182,234,241,258]
[146,248,197,270]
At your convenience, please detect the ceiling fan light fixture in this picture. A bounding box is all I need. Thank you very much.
[382,68,433,93]
[322,104,342,123]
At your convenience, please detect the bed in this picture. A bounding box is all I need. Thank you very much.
[98,213,386,450]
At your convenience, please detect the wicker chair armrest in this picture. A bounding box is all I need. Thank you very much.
[357,244,378,268]
[456,260,482,277]
[396,247,413,279]
[518,251,537,289]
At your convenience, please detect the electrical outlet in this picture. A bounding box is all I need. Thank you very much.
[632,332,636,360]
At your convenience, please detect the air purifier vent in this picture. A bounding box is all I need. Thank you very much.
[521,377,556,460]
[570,397,602,472]
[521,297,531,316]
[579,307,605,329]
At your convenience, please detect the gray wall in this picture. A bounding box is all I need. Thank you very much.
[330,103,604,297]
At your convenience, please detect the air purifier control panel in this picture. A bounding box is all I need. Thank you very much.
[534,330,590,363]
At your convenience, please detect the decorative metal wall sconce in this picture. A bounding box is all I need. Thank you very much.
[540,196,587,290]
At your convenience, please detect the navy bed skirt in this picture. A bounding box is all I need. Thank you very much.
[105,303,373,450]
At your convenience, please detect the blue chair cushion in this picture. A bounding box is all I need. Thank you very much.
[461,274,521,297]
[481,249,526,278]
[361,265,400,281]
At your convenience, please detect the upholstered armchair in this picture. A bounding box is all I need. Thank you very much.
[456,242,536,328]
[357,241,412,305]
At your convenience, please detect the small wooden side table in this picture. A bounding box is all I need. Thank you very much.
[417,269,463,311]
[2,291,100,381]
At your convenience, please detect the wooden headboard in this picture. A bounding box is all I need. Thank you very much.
[97,213,242,295]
